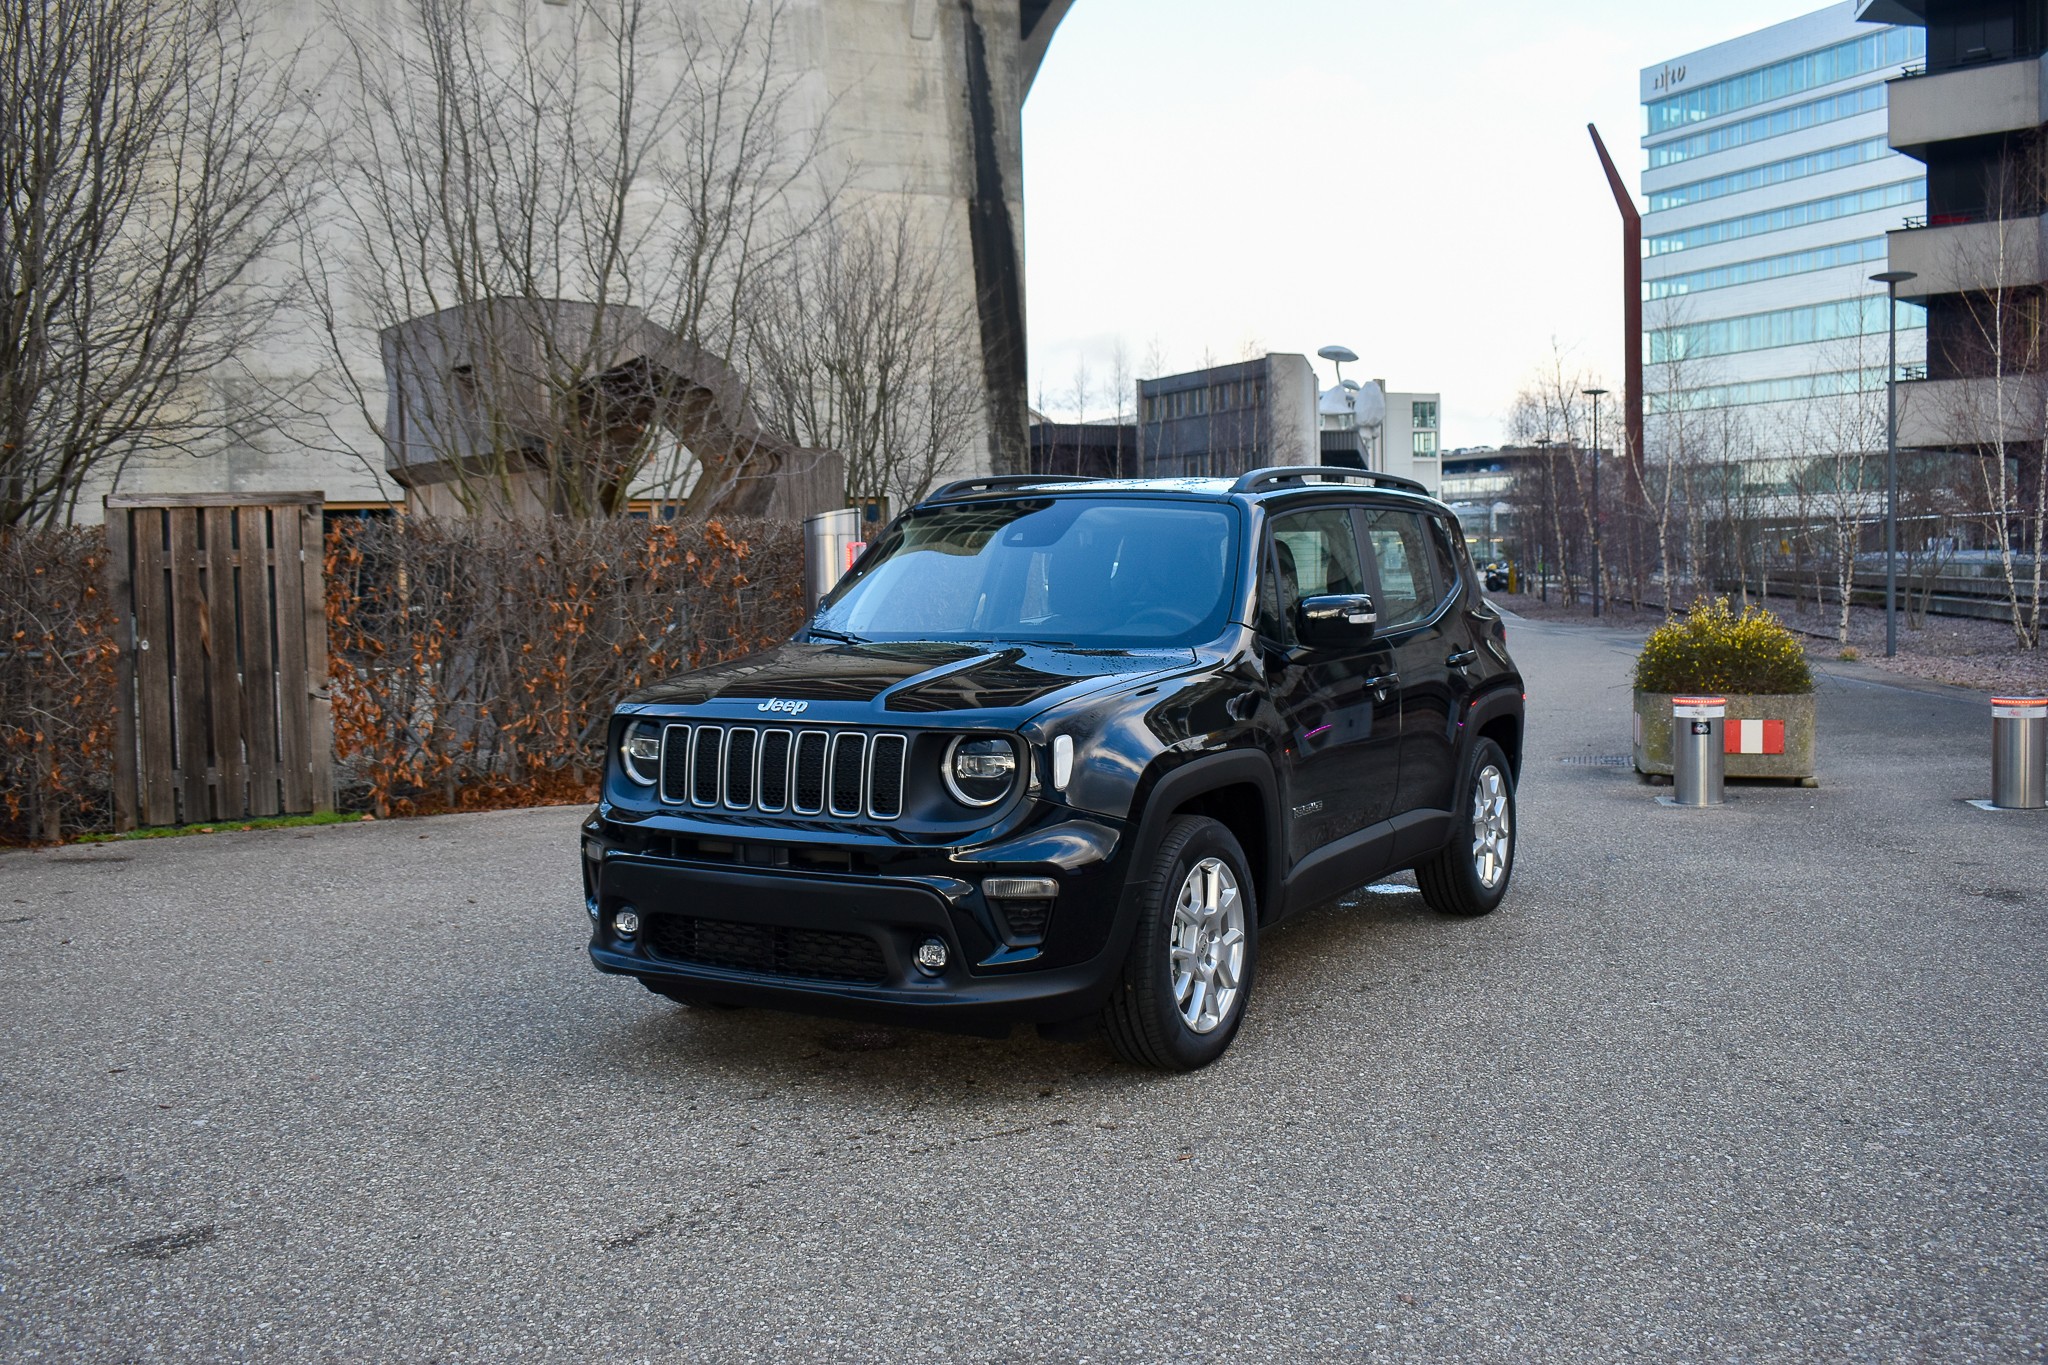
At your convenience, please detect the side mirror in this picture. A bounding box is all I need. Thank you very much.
[1296,593,1377,651]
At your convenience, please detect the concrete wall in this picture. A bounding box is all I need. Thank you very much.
[80,0,1067,523]
[1888,55,2047,151]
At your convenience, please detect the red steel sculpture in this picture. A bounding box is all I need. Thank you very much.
[1587,123,1644,479]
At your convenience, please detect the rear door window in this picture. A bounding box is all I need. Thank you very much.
[1359,508,1437,632]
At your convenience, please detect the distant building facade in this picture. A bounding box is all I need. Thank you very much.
[1641,3,1927,455]
[1866,0,2048,454]
[1316,381,1443,494]
[1028,419,1136,478]
[1135,355,1319,477]
[1440,445,1542,562]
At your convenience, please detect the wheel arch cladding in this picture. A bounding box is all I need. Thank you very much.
[1469,690,1523,779]
[1170,782,1271,920]
[1138,752,1281,925]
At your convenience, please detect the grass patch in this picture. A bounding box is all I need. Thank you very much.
[75,811,370,843]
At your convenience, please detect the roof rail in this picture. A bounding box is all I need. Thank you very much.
[1229,466,1432,498]
[922,473,1103,502]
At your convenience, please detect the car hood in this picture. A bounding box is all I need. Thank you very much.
[620,640,1196,720]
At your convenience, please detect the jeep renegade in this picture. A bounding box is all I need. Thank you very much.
[582,468,1524,1070]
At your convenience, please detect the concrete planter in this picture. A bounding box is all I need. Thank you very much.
[1632,690,1817,781]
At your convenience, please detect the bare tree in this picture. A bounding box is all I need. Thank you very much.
[1931,143,2048,647]
[1643,298,1719,606]
[1507,343,1610,607]
[1788,336,1887,642]
[0,0,315,527]
[307,0,832,520]
[743,200,983,509]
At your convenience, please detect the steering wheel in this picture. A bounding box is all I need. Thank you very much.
[1124,605,1202,633]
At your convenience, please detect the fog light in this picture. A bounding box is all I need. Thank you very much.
[914,938,949,974]
[613,909,640,937]
[984,877,1058,900]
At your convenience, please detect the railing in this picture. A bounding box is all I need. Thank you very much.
[1900,207,2002,231]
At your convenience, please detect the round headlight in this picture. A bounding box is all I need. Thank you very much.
[944,736,1018,808]
[620,721,662,787]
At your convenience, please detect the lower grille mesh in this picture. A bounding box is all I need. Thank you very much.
[644,914,887,984]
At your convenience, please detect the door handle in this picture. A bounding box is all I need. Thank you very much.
[1363,673,1400,700]
[1446,649,1478,669]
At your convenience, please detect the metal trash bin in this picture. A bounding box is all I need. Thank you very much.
[802,508,865,615]
[1671,696,1727,807]
[1991,696,2048,810]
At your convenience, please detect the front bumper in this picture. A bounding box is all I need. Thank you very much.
[582,805,1136,1034]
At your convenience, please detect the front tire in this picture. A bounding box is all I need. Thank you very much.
[1415,738,1516,918]
[1100,815,1258,1070]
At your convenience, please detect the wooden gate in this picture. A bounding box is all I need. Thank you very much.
[103,493,333,830]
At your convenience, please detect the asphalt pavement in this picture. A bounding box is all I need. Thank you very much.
[2,617,2044,1362]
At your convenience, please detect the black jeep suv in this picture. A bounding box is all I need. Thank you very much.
[583,468,1523,1069]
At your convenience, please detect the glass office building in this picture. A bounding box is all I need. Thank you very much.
[1641,3,1927,454]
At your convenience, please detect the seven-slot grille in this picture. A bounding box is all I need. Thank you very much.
[658,723,907,820]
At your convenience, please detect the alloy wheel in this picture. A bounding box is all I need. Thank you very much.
[1169,856,1245,1034]
[1470,763,1511,890]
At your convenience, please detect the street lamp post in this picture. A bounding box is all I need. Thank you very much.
[1533,437,1555,603]
[1585,388,1609,618]
[1871,270,1916,659]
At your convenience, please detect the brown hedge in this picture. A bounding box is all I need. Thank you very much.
[325,516,804,817]
[0,530,120,844]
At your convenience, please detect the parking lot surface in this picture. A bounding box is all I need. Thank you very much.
[3,618,2044,1361]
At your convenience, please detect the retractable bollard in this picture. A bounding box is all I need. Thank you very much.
[1671,696,1727,807]
[1991,697,2048,810]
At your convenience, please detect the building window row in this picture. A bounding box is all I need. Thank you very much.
[1645,26,1922,134]
[1140,380,1264,425]
[1648,137,1891,212]
[1440,474,1512,498]
[1412,431,1438,457]
[1411,400,1437,430]
[1646,83,1886,170]
[1648,296,1927,364]
[1645,236,1889,301]
[1646,178,1924,255]
[1646,362,1925,413]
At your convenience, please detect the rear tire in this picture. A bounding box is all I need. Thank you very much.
[1100,815,1258,1071]
[1415,738,1516,918]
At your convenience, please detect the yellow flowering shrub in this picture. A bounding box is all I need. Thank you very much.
[1634,598,1813,695]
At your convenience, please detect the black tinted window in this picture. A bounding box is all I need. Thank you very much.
[1266,508,1365,645]
[1426,516,1466,599]
[1360,508,1436,631]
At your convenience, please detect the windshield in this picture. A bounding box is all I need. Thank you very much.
[812,498,1241,648]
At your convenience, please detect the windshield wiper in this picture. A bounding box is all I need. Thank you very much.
[805,626,866,645]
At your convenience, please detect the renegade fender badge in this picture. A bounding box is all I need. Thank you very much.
[757,698,809,714]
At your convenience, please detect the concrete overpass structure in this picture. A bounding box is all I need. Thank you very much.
[101,0,1079,514]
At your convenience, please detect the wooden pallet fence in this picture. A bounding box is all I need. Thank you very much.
[103,494,334,830]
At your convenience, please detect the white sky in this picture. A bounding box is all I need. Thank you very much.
[1020,0,1828,447]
